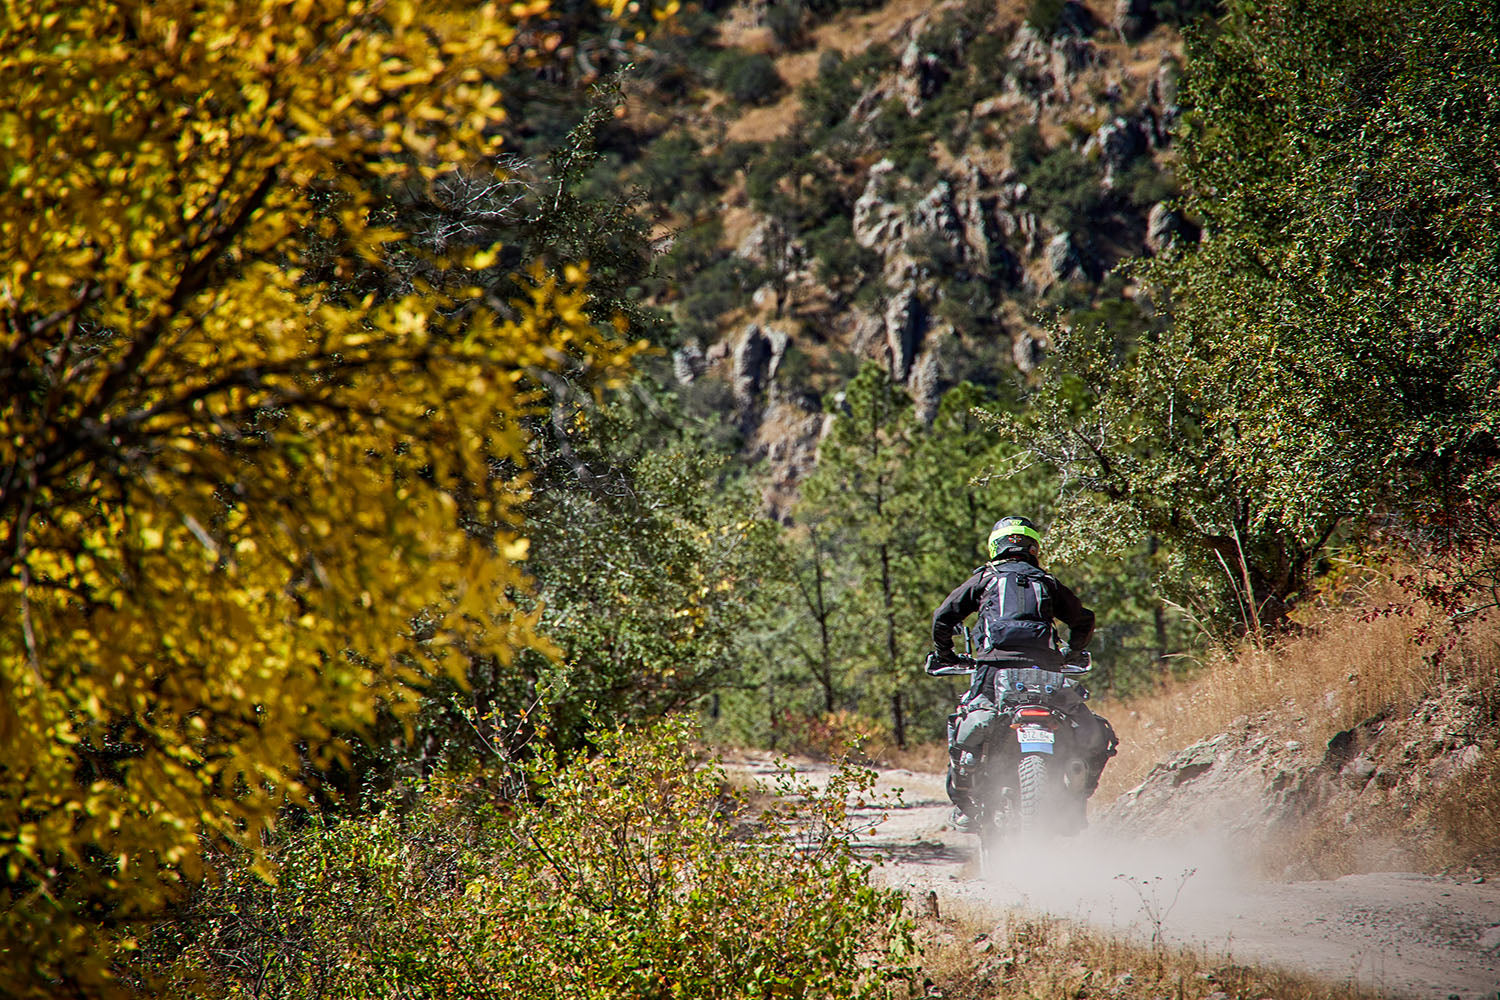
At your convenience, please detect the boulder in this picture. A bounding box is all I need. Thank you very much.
[1012,330,1045,373]
[910,180,973,267]
[1005,24,1098,109]
[898,38,950,116]
[910,350,942,424]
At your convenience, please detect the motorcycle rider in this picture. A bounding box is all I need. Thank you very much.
[929,515,1116,832]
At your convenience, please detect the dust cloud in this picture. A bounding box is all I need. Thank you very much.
[981,829,1249,947]
[977,829,1500,999]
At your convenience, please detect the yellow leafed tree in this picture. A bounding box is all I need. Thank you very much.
[0,1,638,994]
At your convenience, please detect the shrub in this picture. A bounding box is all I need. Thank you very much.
[159,722,917,999]
[1026,0,1069,33]
[774,710,890,761]
[680,255,767,326]
[636,132,723,212]
[765,0,808,47]
[1025,147,1105,232]
[713,49,785,106]
[1009,123,1048,172]
[1152,0,1224,24]
[806,215,882,293]
[1119,159,1178,209]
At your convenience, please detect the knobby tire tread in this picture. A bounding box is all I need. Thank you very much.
[1018,753,1047,837]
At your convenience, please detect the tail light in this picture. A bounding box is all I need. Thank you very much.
[1015,707,1052,719]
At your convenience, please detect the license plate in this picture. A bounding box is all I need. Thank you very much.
[1017,726,1055,745]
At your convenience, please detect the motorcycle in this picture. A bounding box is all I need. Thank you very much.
[926,631,1098,863]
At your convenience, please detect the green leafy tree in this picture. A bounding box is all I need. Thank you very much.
[799,364,929,746]
[0,1,642,993]
[1004,0,1500,631]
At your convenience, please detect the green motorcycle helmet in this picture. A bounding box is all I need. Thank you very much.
[987,515,1043,561]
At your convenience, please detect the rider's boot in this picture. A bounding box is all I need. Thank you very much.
[947,750,979,833]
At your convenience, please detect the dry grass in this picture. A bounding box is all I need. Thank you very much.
[915,904,1383,1000]
[1095,579,1500,804]
[864,737,949,774]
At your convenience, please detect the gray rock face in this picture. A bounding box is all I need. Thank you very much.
[898,38,949,116]
[1102,724,1321,844]
[1091,115,1149,183]
[853,159,905,251]
[1146,201,1196,254]
[1046,231,1084,280]
[1341,756,1378,787]
[672,342,705,385]
[732,324,788,407]
[909,349,942,424]
[1102,684,1497,873]
[1006,21,1099,109]
[1012,330,1045,373]
[884,288,928,382]
[912,181,963,242]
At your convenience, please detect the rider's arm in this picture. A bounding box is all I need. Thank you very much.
[1051,578,1096,649]
[932,571,984,657]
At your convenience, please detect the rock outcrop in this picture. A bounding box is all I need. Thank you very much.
[1102,685,1496,876]
[884,287,928,381]
[731,324,788,407]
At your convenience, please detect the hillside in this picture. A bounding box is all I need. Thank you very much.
[609,0,1198,509]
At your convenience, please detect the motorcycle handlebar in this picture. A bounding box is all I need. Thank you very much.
[924,650,1093,675]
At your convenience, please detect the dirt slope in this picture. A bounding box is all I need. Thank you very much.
[725,751,1500,1000]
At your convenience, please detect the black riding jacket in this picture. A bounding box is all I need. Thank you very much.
[931,555,1095,664]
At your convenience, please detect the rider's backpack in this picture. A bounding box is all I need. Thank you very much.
[976,561,1061,662]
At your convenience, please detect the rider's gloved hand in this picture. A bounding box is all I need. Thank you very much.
[925,646,959,674]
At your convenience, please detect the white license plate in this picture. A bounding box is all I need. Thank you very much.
[1017,726,1055,744]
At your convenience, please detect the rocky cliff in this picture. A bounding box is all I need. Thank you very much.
[630,0,1195,508]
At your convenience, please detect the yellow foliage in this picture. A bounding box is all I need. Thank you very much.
[0,1,639,995]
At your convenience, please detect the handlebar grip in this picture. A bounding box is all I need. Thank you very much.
[924,652,976,676]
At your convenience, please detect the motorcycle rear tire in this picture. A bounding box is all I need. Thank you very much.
[1017,753,1048,837]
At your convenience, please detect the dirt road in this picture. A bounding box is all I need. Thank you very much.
[727,753,1500,1000]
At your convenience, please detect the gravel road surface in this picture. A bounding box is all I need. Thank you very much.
[726,753,1500,1000]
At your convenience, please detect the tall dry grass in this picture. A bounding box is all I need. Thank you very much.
[1095,576,1500,803]
[916,903,1384,1000]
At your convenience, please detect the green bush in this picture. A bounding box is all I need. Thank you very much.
[157,722,916,999]
[713,48,785,105]
[1026,0,1069,33]
[806,215,882,293]
[765,0,808,47]
[680,255,766,326]
[1119,159,1177,209]
[636,132,723,213]
[1009,123,1048,172]
[1152,0,1223,24]
[1024,147,1105,232]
